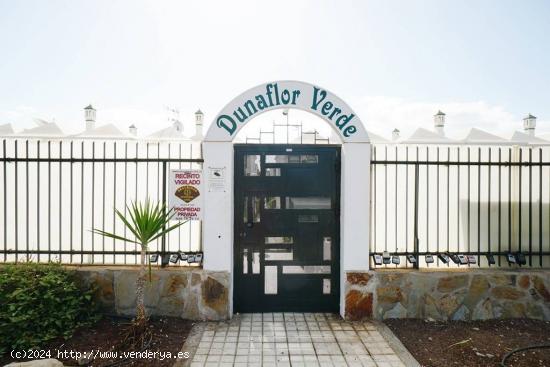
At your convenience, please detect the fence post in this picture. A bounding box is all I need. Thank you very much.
[413,163,420,269]
[161,161,167,268]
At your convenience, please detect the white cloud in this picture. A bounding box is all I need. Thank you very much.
[349,95,525,140]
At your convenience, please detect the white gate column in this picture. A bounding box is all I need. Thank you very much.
[202,141,234,272]
[340,142,371,317]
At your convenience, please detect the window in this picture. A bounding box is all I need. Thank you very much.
[323,237,332,261]
[265,168,281,176]
[244,155,261,176]
[265,154,318,164]
[265,236,293,244]
[282,265,331,274]
[252,196,261,222]
[286,197,331,209]
[265,248,293,261]
[264,197,281,209]
[298,215,319,223]
[265,266,277,294]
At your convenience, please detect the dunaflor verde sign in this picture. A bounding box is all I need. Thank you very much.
[207,81,369,143]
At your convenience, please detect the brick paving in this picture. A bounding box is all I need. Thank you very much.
[187,313,408,367]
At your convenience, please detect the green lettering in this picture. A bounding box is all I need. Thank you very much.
[329,107,341,120]
[255,95,268,110]
[291,90,300,105]
[343,125,357,137]
[321,101,333,116]
[281,90,291,104]
[266,84,274,107]
[216,115,237,135]
[273,83,281,105]
[244,100,257,116]
[233,107,248,123]
[336,113,354,129]
[311,87,327,111]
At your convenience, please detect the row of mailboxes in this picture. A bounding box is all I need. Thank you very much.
[372,251,527,266]
[150,252,203,265]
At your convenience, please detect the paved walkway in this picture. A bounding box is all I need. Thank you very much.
[183,313,415,367]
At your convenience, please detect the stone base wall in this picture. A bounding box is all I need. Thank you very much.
[76,267,230,320]
[345,270,550,321]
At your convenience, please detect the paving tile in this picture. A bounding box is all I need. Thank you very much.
[190,313,406,366]
[313,342,341,355]
[192,354,207,362]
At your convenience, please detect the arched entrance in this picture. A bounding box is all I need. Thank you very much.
[202,81,371,316]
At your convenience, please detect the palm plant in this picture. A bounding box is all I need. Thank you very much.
[93,199,185,324]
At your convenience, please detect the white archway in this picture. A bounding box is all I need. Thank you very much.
[202,80,371,317]
[204,80,369,143]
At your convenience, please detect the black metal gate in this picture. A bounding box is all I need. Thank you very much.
[234,144,340,312]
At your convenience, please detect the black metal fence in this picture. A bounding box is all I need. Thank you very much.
[370,144,550,268]
[0,139,203,265]
[3,140,550,269]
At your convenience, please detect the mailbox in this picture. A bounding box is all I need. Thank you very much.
[438,254,450,264]
[169,254,179,263]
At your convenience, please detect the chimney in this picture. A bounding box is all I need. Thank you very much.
[193,109,204,140]
[434,110,445,136]
[84,105,96,131]
[392,128,400,141]
[129,124,137,136]
[523,113,536,136]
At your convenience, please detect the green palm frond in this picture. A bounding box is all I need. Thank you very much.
[92,199,187,250]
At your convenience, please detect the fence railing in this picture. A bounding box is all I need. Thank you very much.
[0,139,203,266]
[370,144,550,268]
[3,139,550,269]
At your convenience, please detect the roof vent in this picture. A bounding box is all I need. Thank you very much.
[434,110,445,136]
[193,109,204,140]
[84,105,96,131]
[392,128,400,141]
[523,113,536,136]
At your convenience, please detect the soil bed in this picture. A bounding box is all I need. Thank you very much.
[385,318,550,367]
[1,316,195,367]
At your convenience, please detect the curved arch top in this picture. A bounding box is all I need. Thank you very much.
[204,80,369,143]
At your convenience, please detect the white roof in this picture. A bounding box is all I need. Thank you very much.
[461,128,509,144]
[366,130,390,143]
[536,132,550,141]
[147,122,188,140]
[510,131,549,145]
[402,128,453,144]
[0,123,14,135]
[73,124,132,139]
[17,122,64,137]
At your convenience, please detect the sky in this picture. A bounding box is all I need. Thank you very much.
[0,0,549,139]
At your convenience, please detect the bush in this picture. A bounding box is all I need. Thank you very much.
[0,263,100,356]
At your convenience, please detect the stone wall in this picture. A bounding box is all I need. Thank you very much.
[345,270,550,321]
[76,267,230,320]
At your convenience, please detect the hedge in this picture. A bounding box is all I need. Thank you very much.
[0,263,100,356]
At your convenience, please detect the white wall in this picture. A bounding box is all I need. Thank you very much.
[370,144,550,268]
[0,139,203,265]
[340,142,371,316]
[202,141,233,272]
